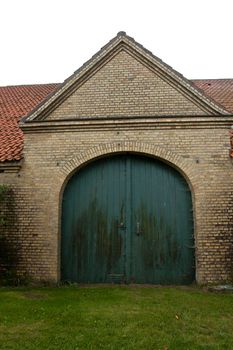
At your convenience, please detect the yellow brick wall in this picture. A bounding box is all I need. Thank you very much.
[1,126,232,284]
[1,49,232,284]
[47,51,207,120]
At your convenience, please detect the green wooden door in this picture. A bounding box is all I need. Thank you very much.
[61,156,127,283]
[61,154,194,284]
[129,156,194,284]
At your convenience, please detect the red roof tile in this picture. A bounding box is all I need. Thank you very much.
[0,79,233,162]
[0,84,59,162]
[192,79,233,114]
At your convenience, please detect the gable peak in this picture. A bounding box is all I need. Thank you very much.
[117,31,127,37]
[24,32,230,122]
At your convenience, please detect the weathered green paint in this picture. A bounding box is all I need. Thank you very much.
[61,154,195,284]
[129,156,194,284]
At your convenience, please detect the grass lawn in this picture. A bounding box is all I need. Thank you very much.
[0,286,232,350]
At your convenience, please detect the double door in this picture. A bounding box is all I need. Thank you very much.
[61,154,194,284]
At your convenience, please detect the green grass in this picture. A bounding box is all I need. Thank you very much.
[0,286,232,350]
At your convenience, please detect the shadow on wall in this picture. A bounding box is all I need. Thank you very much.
[0,185,22,285]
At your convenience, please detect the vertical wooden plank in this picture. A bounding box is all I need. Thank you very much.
[125,156,132,284]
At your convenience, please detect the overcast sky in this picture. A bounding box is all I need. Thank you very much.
[1,0,233,86]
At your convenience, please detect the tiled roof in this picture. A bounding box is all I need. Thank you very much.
[192,79,233,114]
[0,79,233,162]
[0,84,59,161]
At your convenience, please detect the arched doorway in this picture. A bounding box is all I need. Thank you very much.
[61,154,195,284]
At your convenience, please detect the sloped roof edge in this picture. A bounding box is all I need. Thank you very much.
[24,32,230,122]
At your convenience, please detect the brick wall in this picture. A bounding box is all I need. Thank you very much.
[1,47,233,284]
[46,51,207,120]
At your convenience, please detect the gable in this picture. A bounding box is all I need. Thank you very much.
[25,32,229,123]
[46,50,208,121]
[1,34,233,163]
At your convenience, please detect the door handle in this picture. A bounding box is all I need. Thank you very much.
[118,222,126,229]
[136,222,142,236]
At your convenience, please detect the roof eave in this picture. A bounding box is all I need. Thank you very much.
[0,159,23,173]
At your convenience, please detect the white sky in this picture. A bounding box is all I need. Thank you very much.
[0,0,233,86]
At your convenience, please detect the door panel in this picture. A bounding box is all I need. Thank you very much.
[130,156,194,284]
[61,154,195,284]
[61,156,127,283]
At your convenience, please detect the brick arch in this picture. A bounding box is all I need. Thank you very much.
[54,141,199,282]
[58,141,198,192]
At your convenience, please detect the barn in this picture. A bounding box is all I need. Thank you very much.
[1,32,233,284]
